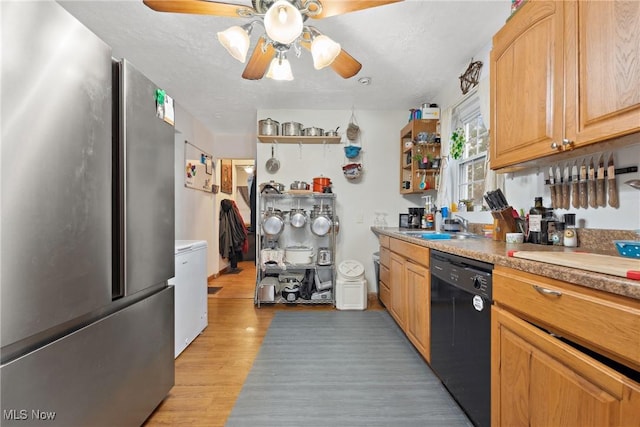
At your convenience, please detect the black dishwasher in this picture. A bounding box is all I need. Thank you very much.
[430,250,493,427]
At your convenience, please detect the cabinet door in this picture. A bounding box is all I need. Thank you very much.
[491,0,564,169]
[492,307,639,427]
[389,252,406,329]
[564,0,640,146]
[405,260,430,362]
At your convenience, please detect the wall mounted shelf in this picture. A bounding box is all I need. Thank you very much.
[257,135,341,144]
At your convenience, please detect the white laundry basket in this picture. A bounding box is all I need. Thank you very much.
[336,260,367,310]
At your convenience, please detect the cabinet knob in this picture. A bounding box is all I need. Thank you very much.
[550,142,559,150]
[562,139,574,150]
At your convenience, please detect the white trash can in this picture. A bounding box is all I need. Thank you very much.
[336,260,367,310]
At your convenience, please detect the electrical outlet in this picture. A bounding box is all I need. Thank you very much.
[356,213,364,224]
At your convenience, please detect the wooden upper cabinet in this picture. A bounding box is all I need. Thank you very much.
[491,0,640,170]
[564,0,640,145]
[491,0,564,169]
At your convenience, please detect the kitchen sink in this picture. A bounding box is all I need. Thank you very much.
[399,230,481,240]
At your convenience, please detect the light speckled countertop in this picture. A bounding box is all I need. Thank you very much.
[373,227,640,301]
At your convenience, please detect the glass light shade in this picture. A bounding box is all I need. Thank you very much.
[266,57,294,81]
[217,26,251,63]
[264,0,303,44]
[310,35,341,70]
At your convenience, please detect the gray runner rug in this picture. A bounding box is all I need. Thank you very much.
[226,310,472,427]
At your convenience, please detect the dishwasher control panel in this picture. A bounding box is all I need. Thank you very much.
[430,250,493,300]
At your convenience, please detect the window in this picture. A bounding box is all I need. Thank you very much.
[451,93,488,207]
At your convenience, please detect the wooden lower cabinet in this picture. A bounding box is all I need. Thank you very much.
[405,260,430,362]
[389,252,407,329]
[385,238,430,362]
[492,306,640,427]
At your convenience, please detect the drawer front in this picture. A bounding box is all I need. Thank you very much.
[390,238,429,267]
[379,281,390,307]
[380,264,390,285]
[379,247,390,268]
[379,235,390,248]
[494,266,640,370]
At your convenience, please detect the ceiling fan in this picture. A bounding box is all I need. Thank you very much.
[143,0,402,81]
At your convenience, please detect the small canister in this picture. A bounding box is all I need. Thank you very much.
[317,247,333,266]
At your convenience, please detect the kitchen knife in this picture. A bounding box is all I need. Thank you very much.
[548,166,556,209]
[596,154,606,207]
[562,162,571,210]
[571,160,580,209]
[607,153,619,208]
[579,159,588,209]
[588,157,597,208]
[555,165,563,209]
[495,188,509,209]
[484,193,496,210]
[489,190,503,210]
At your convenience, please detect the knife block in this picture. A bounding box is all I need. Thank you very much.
[491,207,517,241]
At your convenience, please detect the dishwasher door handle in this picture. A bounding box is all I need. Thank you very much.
[532,285,563,297]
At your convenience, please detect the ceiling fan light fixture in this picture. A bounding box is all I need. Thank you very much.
[266,53,294,81]
[264,0,303,44]
[217,24,252,63]
[310,34,341,70]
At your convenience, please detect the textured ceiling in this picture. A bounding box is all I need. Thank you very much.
[58,0,511,136]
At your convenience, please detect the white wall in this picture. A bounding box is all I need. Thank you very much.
[433,43,640,231]
[256,109,430,291]
[174,103,218,277]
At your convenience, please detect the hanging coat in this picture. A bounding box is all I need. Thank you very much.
[219,199,248,259]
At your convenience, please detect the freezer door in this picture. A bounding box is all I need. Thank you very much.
[117,60,175,296]
[1,1,113,351]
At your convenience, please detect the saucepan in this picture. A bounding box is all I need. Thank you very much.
[325,126,340,137]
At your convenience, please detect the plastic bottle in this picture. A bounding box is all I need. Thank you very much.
[435,209,443,232]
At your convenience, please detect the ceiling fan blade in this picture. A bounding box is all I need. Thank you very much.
[242,37,275,80]
[304,0,403,19]
[300,40,362,79]
[143,0,254,17]
[330,48,362,79]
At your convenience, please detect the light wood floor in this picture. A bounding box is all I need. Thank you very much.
[143,261,382,426]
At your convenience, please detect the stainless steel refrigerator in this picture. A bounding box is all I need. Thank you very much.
[1,2,175,425]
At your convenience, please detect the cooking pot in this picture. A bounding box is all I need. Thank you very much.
[312,176,332,193]
[285,246,315,265]
[344,145,362,159]
[317,247,332,266]
[258,118,279,136]
[302,127,324,137]
[281,284,300,301]
[290,181,310,190]
[262,208,284,237]
[289,208,307,228]
[260,181,285,194]
[311,214,332,237]
[281,121,303,136]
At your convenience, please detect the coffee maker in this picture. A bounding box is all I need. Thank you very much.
[408,207,425,229]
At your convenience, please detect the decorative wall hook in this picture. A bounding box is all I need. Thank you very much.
[459,58,483,95]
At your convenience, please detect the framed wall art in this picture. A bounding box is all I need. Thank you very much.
[220,159,233,194]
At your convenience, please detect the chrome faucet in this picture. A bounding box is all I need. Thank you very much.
[453,215,469,232]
